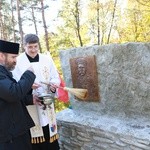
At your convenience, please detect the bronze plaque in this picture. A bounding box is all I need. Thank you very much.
[70,55,100,102]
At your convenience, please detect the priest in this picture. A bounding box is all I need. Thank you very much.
[12,34,60,150]
[0,39,36,150]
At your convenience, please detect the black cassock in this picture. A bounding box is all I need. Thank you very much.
[0,132,32,150]
[0,65,35,150]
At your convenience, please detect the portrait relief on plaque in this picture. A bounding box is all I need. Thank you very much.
[70,55,100,102]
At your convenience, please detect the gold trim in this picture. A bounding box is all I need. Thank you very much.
[31,136,45,144]
[49,134,59,143]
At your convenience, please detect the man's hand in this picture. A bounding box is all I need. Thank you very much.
[48,84,56,93]
[32,83,41,89]
[33,94,42,106]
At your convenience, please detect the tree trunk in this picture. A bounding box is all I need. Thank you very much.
[40,0,50,52]
[97,0,100,45]
[107,0,117,44]
[75,1,83,47]
[16,0,24,51]
[11,0,16,42]
[31,6,42,53]
[0,2,4,39]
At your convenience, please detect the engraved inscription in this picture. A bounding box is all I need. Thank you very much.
[70,55,99,101]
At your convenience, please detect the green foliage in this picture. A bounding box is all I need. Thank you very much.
[116,0,150,43]
[88,0,120,45]
[56,0,91,48]
[2,0,150,45]
[54,98,70,112]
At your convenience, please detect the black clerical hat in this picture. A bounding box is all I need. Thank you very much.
[0,40,19,54]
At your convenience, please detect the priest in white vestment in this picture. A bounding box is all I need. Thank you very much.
[12,34,60,150]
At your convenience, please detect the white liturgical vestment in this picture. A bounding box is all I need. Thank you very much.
[12,52,60,142]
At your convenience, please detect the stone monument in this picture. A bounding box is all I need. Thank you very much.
[57,42,150,150]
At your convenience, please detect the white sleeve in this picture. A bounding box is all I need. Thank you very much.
[12,65,22,82]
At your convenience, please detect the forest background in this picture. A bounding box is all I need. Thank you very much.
[0,0,149,112]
